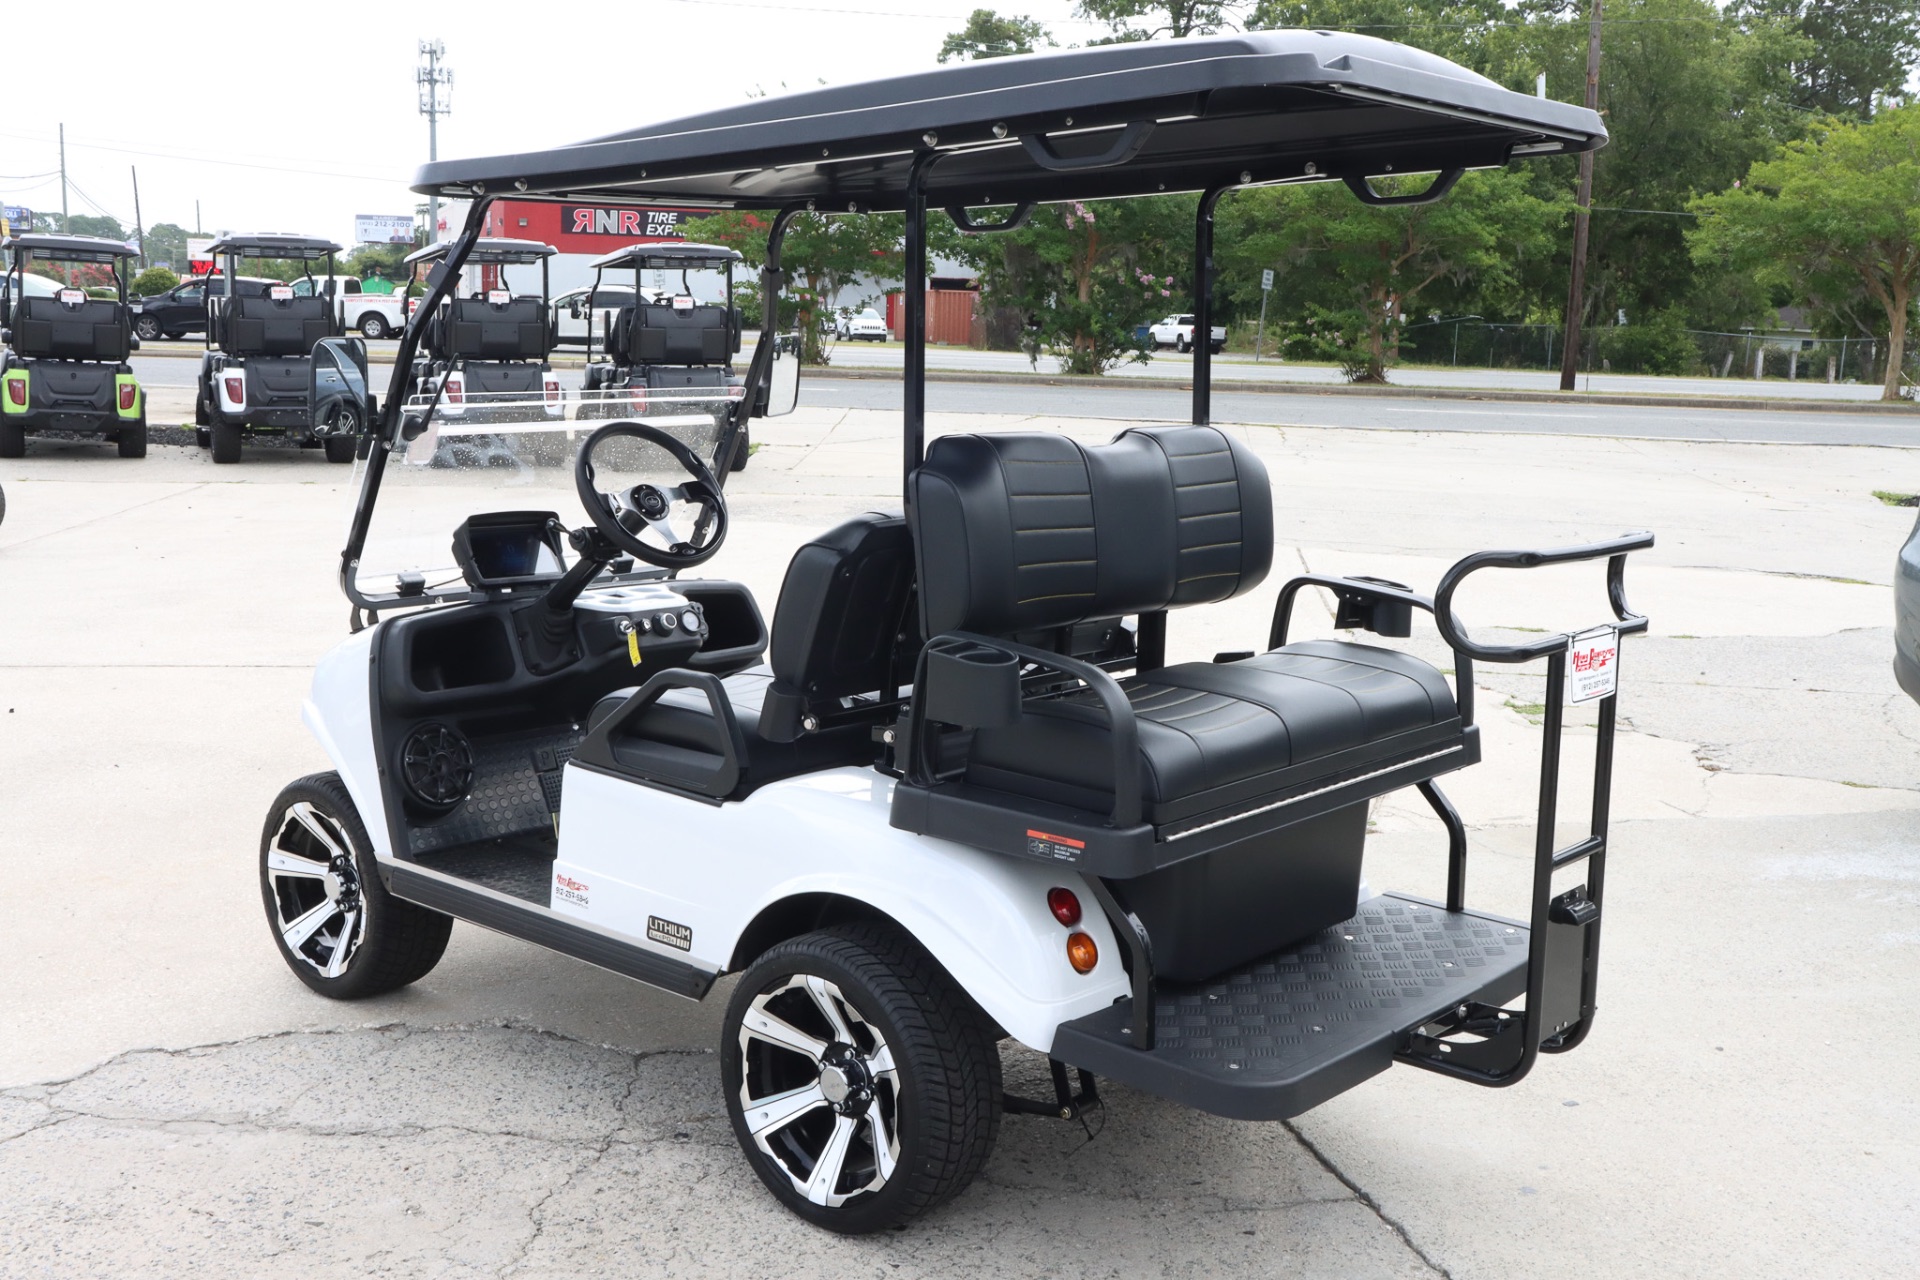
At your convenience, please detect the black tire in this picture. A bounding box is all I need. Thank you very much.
[359,314,388,341]
[164,331,184,341]
[722,925,1001,1234]
[211,419,243,464]
[0,421,23,459]
[117,420,147,459]
[259,772,452,1000]
[729,425,751,472]
[194,428,211,449]
[323,434,356,464]
[1175,335,1190,353]
[133,315,161,341]
[194,387,210,428]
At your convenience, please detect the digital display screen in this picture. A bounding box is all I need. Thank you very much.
[466,524,560,582]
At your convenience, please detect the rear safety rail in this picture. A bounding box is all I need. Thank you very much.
[1398,531,1653,1086]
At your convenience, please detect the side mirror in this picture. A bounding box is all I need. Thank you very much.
[758,330,802,418]
[309,336,371,433]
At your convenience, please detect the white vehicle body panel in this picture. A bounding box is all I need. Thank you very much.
[302,628,387,857]
[216,365,246,414]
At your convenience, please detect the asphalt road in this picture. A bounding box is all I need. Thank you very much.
[124,353,1920,448]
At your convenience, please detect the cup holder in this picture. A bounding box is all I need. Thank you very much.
[924,639,1023,728]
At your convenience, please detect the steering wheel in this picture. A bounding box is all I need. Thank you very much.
[574,421,728,569]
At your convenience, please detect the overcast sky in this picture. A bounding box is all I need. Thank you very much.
[2,0,1111,250]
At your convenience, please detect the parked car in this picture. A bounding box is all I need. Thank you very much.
[1147,312,1226,354]
[835,306,887,341]
[549,282,648,348]
[130,274,275,341]
[291,276,407,340]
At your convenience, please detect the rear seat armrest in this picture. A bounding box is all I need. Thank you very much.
[1433,532,1654,663]
[907,630,1143,828]
[1269,574,1475,727]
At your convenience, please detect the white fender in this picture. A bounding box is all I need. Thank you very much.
[300,629,388,857]
[553,764,1129,1053]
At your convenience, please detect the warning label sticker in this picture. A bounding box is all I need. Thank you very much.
[1566,625,1620,705]
[1025,829,1086,863]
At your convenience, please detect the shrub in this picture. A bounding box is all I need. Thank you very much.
[130,266,179,297]
[1595,308,1700,375]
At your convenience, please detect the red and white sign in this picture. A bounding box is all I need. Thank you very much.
[57,288,86,306]
[1566,625,1620,705]
[487,288,511,305]
[269,284,294,300]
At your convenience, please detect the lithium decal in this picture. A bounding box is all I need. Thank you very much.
[554,872,590,909]
[1566,625,1620,705]
[1026,829,1085,863]
[647,916,693,951]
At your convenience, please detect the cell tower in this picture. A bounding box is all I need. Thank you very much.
[417,40,453,245]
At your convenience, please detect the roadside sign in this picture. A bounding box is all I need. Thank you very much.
[355,214,416,244]
[1261,268,1274,291]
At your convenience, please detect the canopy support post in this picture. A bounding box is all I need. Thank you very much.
[1192,184,1231,428]
[903,152,939,500]
[719,201,808,485]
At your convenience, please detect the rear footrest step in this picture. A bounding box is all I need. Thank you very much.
[1051,893,1528,1120]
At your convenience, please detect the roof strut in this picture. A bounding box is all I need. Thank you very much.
[902,150,939,502]
[1191,182,1233,429]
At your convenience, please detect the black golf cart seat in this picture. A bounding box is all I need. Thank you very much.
[442,294,549,361]
[222,292,332,357]
[11,294,130,362]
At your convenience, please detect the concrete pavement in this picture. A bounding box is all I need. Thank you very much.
[2,409,1916,1277]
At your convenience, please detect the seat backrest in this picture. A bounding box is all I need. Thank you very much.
[446,295,549,361]
[909,425,1272,638]
[760,511,918,741]
[224,292,332,357]
[619,302,732,366]
[638,366,727,390]
[14,295,129,361]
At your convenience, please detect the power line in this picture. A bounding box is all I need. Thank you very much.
[0,129,406,186]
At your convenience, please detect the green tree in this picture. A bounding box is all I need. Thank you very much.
[1729,0,1920,119]
[1218,169,1563,381]
[939,9,1053,61]
[975,197,1194,374]
[699,210,907,364]
[343,242,419,284]
[1078,0,1240,41]
[130,266,179,297]
[145,223,191,272]
[1688,104,1920,400]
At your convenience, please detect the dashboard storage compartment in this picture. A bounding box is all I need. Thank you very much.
[408,613,517,692]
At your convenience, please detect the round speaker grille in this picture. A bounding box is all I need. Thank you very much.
[400,722,474,811]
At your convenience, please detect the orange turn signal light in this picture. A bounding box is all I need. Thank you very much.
[1066,932,1098,974]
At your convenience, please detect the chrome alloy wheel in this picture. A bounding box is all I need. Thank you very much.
[265,801,367,979]
[737,975,902,1208]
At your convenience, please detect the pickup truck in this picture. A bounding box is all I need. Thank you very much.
[291,277,408,340]
[1147,313,1226,354]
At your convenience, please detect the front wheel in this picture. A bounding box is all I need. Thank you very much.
[117,420,147,459]
[210,419,243,464]
[259,773,452,999]
[722,926,1002,1234]
[359,314,388,341]
[0,421,23,459]
[729,424,751,472]
[133,315,162,342]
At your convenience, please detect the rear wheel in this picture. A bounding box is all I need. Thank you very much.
[259,772,452,999]
[117,420,147,459]
[359,314,389,341]
[133,315,162,342]
[722,926,1001,1234]
[0,421,23,458]
[164,331,184,341]
[729,425,751,472]
[1175,334,1190,353]
[194,428,211,449]
[210,419,243,464]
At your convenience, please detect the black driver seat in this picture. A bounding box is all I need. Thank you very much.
[582,511,917,798]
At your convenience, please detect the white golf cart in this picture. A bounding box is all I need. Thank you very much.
[262,31,1646,1234]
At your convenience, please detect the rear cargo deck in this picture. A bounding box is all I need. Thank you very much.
[1053,893,1528,1120]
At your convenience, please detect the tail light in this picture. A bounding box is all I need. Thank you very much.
[444,377,464,406]
[223,376,244,403]
[544,377,560,404]
[118,382,138,411]
[1066,933,1099,974]
[726,383,746,401]
[1046,888,1082,927]
[629,387,650,415]
[6,380,24,406]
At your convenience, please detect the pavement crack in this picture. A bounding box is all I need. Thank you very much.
[1283,1120,1454,1279]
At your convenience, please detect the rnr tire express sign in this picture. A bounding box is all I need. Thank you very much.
[564,206,690,238]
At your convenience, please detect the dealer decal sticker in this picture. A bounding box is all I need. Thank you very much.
[554,872,590,910]
[1026,829,1085,863]
[647,916,693,951]
[1566,625,1620,705]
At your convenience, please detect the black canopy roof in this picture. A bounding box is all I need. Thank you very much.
[3,233,138,261]
[413,30,1604,211]
[405,236,556,267]
[208,233,342,259]
[588,242,743,271]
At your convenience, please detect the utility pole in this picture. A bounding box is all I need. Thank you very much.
[418,40,453,246]
[58,123,69,233]
[1558,0,1603,392]
[130,166,145,267]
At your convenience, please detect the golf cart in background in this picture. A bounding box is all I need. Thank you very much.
[578,241,750,470]
[400,238,561,423]
[0,234,145,458]
[194,232,351,464]
[131,274,277,342]
[265,31,1645,1234]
